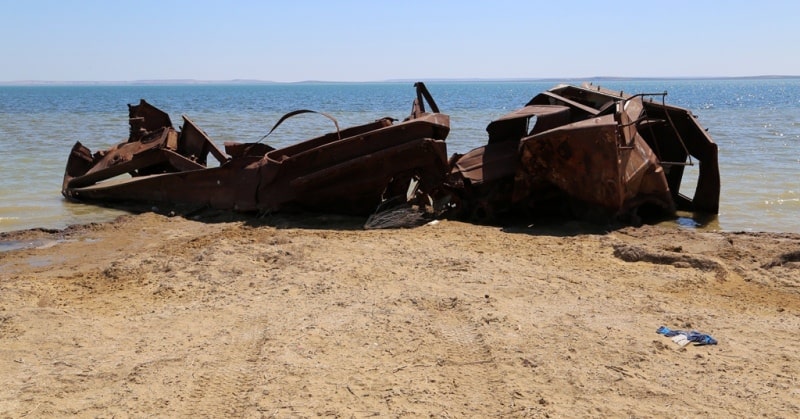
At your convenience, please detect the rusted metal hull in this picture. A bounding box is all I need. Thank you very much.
[445,83,720,223]
[62,83,450,216]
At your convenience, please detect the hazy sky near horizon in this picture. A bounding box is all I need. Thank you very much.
[2,0,798,82]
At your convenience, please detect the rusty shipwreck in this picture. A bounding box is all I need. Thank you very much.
[62,81,719,226]
[62,83,450,216]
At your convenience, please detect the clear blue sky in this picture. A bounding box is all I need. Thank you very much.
[2,0,798,82]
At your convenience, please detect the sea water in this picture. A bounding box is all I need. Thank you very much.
[1,79,798,233]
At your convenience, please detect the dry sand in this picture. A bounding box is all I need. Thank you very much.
[1,212,798,417]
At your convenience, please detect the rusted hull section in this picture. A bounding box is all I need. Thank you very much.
[445,83,720,223]
[516,99,673,216]
[527,83,720,215]
[62,83,450,216]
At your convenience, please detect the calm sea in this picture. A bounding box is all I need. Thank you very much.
[1,79,798,233]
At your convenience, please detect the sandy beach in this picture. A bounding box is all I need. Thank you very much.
[1,211,798,417]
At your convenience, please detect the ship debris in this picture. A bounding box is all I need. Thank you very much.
[62,82,719,227]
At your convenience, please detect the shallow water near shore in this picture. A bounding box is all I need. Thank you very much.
[1,79,798,233]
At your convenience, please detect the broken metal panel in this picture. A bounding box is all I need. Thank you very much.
[284,117,449,192]
[486,105,571,144]
[527,89,610,120]
[66,156,263,211]
[180,115,229,165]
[128,99,172,141]
[516,97,675,216]
[223,142,275,158]
[615,98,675,213]
[452,140,518,186]
[443,104,575,220]
[638,100,720,213]
[62,142,94,192]
[445,140,520,220]
[280,139,447,215]
[574,83,720,214]
[65,127,174,189]
[260,118,396,180]
[257,112,450,215]
[519,115,628,211]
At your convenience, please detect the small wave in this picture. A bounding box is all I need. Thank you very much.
[763,197,800,206]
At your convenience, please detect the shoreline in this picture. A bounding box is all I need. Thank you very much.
[1,212,798,416]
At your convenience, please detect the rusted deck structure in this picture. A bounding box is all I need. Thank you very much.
[63,83,450,216]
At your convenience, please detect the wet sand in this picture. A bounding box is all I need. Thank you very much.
[1,212,798,417]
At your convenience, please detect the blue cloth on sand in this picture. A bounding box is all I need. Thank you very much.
[656,326,717,345]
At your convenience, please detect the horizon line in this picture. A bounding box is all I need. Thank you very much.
[1,75,799,86]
